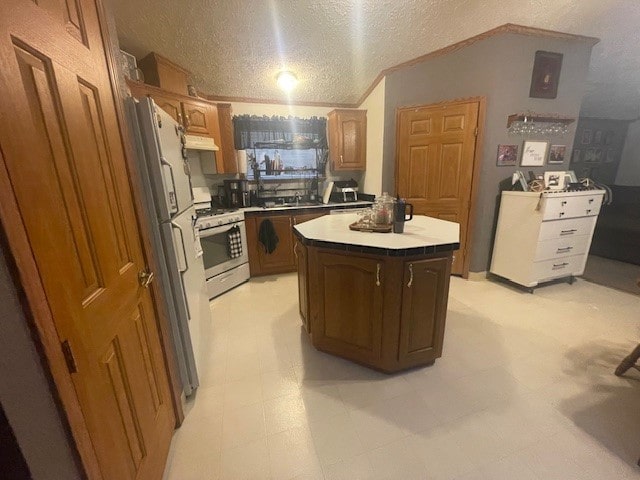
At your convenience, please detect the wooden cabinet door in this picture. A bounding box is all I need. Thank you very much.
[217,103,238,173]
[147,92,183,125]
[0,1,175,479]
[329,109,367,171]
[181,99,213,136]
[398,257,450,365]
[254,215,295,275]
[292,211,326,226]
[295,240,310,332]
[313,251,383,364]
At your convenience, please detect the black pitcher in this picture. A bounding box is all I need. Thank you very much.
[393,197,413,233]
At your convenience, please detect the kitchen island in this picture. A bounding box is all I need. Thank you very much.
[293,213,459,373]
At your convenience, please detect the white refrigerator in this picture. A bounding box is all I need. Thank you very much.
[126,97,210,396]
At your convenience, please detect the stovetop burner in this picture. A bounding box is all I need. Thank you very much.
[195,207,238,217]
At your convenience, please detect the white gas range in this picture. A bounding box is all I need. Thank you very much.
[193,189,250,299]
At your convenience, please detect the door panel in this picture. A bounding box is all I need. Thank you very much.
[396,101,479,275]
[0,1,175,479]
[399,257,448,364]
[315,252,383,364]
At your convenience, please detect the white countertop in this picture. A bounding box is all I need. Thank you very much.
[294,213,459,250]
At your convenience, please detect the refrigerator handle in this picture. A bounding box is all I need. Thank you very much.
[161,157,178,215]
[171,221,188,273]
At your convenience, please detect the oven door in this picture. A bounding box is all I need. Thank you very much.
[199,221,248,278]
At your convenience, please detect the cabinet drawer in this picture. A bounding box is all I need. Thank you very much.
[533,254,585,282]
[534,235,590,261]
[542,194,602,220]
[538,216,596,241]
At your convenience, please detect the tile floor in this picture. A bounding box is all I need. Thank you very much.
[163,273,640,480]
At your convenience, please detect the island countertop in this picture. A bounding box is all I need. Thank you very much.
[293,212,460,255]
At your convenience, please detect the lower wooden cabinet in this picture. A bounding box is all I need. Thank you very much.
[398,257,449,365]
[246,214,295,276]
[246,210,328,277]
[300,245,452,372]
[294,239,310,332]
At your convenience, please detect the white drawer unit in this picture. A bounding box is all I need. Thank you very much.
[490,190,605,290]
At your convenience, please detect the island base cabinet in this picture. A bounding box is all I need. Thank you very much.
[295,240,310,333]
[398,258,450,367]
[311,251,384,366]
[304,246,452,373]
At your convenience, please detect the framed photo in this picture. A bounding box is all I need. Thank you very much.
[544,171,566,190]
[594,130,603,144]
[521,140,548,167]
[571,149,581,163]
[548,145,566,164]
[604,131,614,145]
[529,51,563,99]
[605,149,616,163]
[581,130,592,145]
[584,148,602,163]
[496,144,519,166]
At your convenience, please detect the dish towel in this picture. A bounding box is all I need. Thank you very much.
[258,219,279,254]
[227,225,243,259]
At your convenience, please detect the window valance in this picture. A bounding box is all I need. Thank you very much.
[232,115,327,150]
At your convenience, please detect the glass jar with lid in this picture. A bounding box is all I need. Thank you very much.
[373,192,395,226]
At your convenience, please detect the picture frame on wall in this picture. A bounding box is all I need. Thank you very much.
[548,145,566,164]
[584,148,602,163]
[521,140,548,167]
[581,130,592,145]
[529,51,563,99]
[572,149,581,163]
[496,144,519,166]
[594,130,603,144]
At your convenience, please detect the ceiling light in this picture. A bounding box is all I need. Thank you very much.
[276,71,298,93]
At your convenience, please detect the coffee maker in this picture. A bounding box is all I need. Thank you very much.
[223,179,249,208]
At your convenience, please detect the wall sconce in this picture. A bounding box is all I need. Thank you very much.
[507,113,575,136]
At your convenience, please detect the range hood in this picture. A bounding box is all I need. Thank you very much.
[184,134,219,151]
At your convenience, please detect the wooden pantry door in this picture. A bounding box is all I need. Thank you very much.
[0,1,175,479]
[395,99,482,276]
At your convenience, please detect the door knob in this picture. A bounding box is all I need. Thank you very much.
[138,270,155,288]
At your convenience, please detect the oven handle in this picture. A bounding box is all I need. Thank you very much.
[171,221,188,273]
[199,221,244,238]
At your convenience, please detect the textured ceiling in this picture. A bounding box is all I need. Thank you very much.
[113,0,640,118]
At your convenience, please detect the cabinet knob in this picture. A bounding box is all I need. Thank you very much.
[340,154,344,165]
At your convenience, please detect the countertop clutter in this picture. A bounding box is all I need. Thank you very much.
[293,213,459,373]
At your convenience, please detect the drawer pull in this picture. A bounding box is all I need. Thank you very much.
[556,247,573,253]
[552,262,569,269]
[407,263,413,288]
[376,263,381,287]
[588,198,594,203]
[586,209,592,214]
[561,201,567,206]
[559,212,565,217]
[560,229,577,235]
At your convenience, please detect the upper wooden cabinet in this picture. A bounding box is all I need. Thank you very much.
[137,52,190,96]
[127,80,237,173]
[327,109,367,171]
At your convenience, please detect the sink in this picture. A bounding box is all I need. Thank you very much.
[265,201,322,209]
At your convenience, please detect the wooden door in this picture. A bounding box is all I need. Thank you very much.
[182,99,213,136]
[314,251,383,364]
[329,109,367,171]
[398,257,450,365]
[396,101,479,275]
[0,1,175,479]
